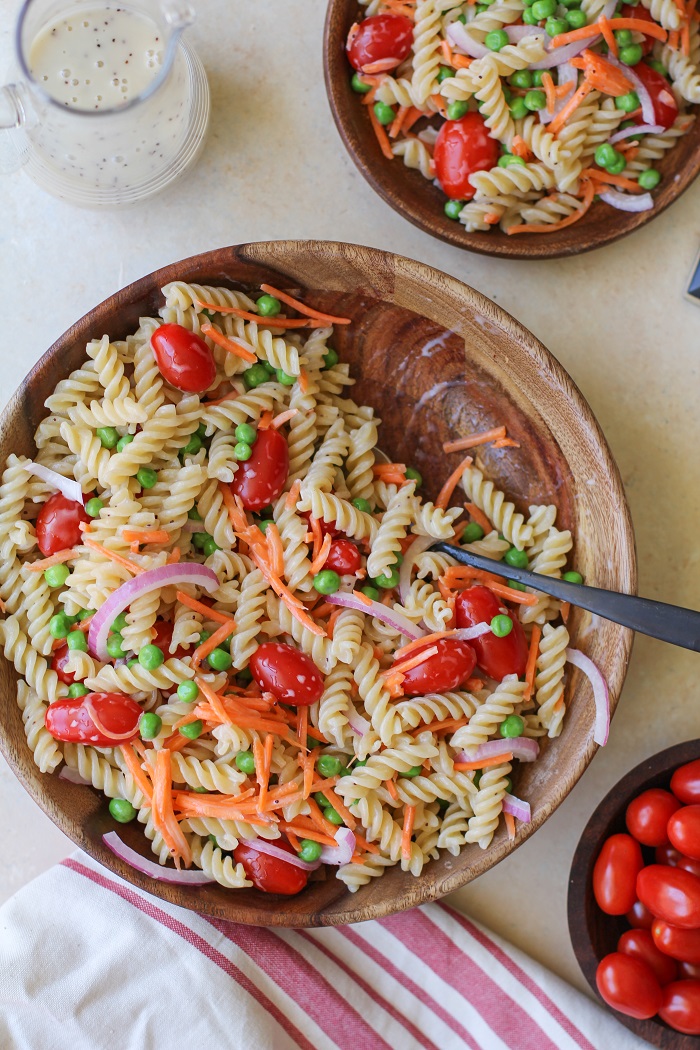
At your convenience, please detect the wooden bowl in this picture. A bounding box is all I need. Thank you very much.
[324,1,700,260]
[568,739,700,1048]
[0,240,635,926]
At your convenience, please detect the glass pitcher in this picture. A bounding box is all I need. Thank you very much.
[0,0,210,207]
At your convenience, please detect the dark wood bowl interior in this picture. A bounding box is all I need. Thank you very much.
[324,1,700,260]
[568,739,700,1048]
[0,240,636,926]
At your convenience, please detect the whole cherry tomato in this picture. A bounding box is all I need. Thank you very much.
[233,839,308,895]
[678,856,700,878]
[656,844,682,867]
[627,900,655,930]
[400,638,477,697]
[653,919,700,964]
[593,834,644,915]
[250,643,324,707]
[668,806,700,861]
[45,692,141,746]
[596,952,663,1019]
[324,539,362,576]
[633,62,679,130]
[150,324,216,393]
[620,4,654,53]
[673,760,700,805]
[659,979,700,1034]
[433,113,500,201]
[51,642,78,685]
[36,492,89,557]
[149,618,188,662]
[679,962,700,979]
[618,928,678,985]
[637,865,700,929]
[346,14,413,72]
[455,585,528,681]
[626,788,680,847]
[230,428,289,511]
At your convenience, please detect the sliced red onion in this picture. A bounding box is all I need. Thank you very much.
[182,519,203,533]
[239,837,321,872]
[503,793,531,823]
[59,765,92,785]
[566,647,610,746]
[606,54,655,124]
[609,123,664,143]
[453,623,492,642]
[83,698,140,742]
[446,20,489,59]
[399,535,434,603]
[347,705,371,736]
[319,827,356,866]
[506,25,546,42]
[88,563,219,661]
[456,737,540,764]
[531,36,601,69]
[103,831,214,884]
[326,591,425,641]
[540,62,579,123]
[22,461,83,506]
[598,189,654,212]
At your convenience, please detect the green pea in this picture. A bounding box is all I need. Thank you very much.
[446,99,469,120]
[261,361,277,375]
[324,806,344,826]
[502,85,513,104]
[498,154,526,168]
[235,750,256,774]
[109,798,137,823]
[139,712,162,740]
[258,505,274,518]
[323,347,339,370]
[485,28,509,50]
[473,770,482,788]
[314,569,341,595]
[193,787,207,794]
[457,11,467,19]
[180,719,203,740]
[127,658,139,668]
[76,608,95,621]
[111,612,128,632]
[351,71,372,94]
[338,765,351,778]
[561,0,582,7]
[96,426,119,449]
[508,579,527,591]
[276,368,296,387]
[106,633,127,658]
[436,65,453,84]
[614,28,633,45]
[476,7,489,14]
[407,467,425,488]
[462,522,485,543]
[615,91,640,112]
[361,585,379,601]
[399,765,422,778]
[545,16,569,35]
[373,100,395,125]
[563,570,583,584]
[85,497,104,518]
[298,839,323,862]
[444,199,464,220]
[522,8,539,22]
[317,754,342,778]
[491,614,513,637]
[188,506,203,521]
[243,363,271,389]
[619,43,643,65]
[374,567,400,589]
[392,551,404,567]
[257,293,282,317]
[504,547,528,569]
[437,797,450,812]
[595,143,618,169]
[177,680,199,702]
[510,70,533,89]
[116,434,134,454]
[531,70,544,87]
[237,666,253,683]
[504,777,513,794]
[638,168,661,190]
[233,441,253,461]
[352,497,372,513]
[565,3,586,19]
[313,791,329,807]
[607,153,626,175]
[139,643,164,670]
[524,90,547,111]
[500,714,525,738]
[200,309,216,319]
[257,519,273,534]
[192,532,209,550]
[196,422,208,440]
[532,0,557,14]
[354,759,368,767]
[136,467,157,489]
[181,434,202,456]
[235,423,257,445]
[44,563,70,588]
[68,682,90,697]
[66,630,88,652]
[510,97,529,119]
[207,647,233,672]
[646,58,668,77]
[307,736,322,749]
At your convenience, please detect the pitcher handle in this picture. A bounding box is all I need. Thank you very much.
[0,84,32,173]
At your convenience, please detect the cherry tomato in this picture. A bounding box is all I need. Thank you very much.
[678,856,700,878]
[633,62,679,130]
[679,962,700,979]
[400,638,477,697]
[596,952,663,1019]
[672,760,700,805]
[618,928,678,985]
[230,428,289,511]
[593,834,644,915]
[249,642,324,707]
[455,585,528,681]
[51,642,78,685]
[346,14,413,72]
[324,539,362,576]
[300,511,340,539]
[659,979,700,1034]
[668,807,700,861]
[620,4,654,53]
[627,900,655,930]
[653,920,700,964]
[656,844,682,867]
[626,788,680,847]
[637,865,700,929]
[433,113,500,201]
[150,324,216,393]
[149,618,188,663]
[36,492,89,557]
[45,692,141,746]
[233,839,308,895]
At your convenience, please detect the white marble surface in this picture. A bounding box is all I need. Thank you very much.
[1,0,700,1020]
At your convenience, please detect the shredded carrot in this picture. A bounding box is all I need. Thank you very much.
[599,16,618,57]
[561,600,571,624]
[266,522,285,578]
[201,389,243,407]
[668,27,680,47]
[504,811,516,840]
[402,805,416,861]
[372,462,407,476]
[119,743,153,803]
[199,323,257,363]
[258,410,274,431]
[353,833,380,855]
[386,644,438,677]
[259,283,352,326]
[309,533,332,575]
[167,546,181,565]
[569,49,634,94]
[253,736,269,812]
[279,823,337,847]
[402,106,425,132]
[548,81,595,135]
[286,830,302,852]
[298,369,309,393]
[191,619,234,669]
[194,299,315,328]
[541,71,557,114]
[175,590,235,626]
[362,86,377,106]
[553,16,666,49]
[318,784,357,830]
[440,38,454,65]
[430,93,447,115]
[325,606,342,639]
[386,777,399,801]
[508,179,595,235]
[492,438,521,449]
[83,538,142,575]
[443,426,506,455]
[0,596,6,612]
[195,677,234,725]
[270,409,298,430]
[368,105,395,160]
[511,135,534,162]
[455,752,514,771]
[297,704,308,749]
[303,749,315,800]
[389,104,409,139]
[413,716,469,735]
[306,797,340,838]
[309,601,334,620]
[466,676,485,691]
[152,749,191,868]
[681,18,690,53]
[553,690,565,712]
[362,56,403,74]
[453,54,472,69]
[122,528,170,545]
[523,624,542,703]
[583,167,644,193]
[384,672,405,698]
[353,588,373,607]
[436,454,473,511]
[27,548,78,571]
[394,631,454,662]
[464,502,493,535]
[286,479,301,509]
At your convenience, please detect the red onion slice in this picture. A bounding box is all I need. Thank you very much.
[347,705,371,736]
[506,25,546,42]
[239,837,322,871]
[326,591,425,641]
[83,698,140,742]
[531,36,601,69]
[456,737,540,764]
[319,827,356,866]
[103,831,215,884]
[453,623,492,642]
[598,189,654,212]
[22,461,83,506]
[503,793,531,823]
[566,647,610,745]
[606,54,656,124]
[59,766,92,785]
[609,123,664,142]
[399,535,434,603]
[446,21,489,59]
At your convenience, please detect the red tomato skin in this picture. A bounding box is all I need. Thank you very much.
[150,618,188,663]
[346,14,413,71]
[233,841,308,895]
[672,760,700,805]
[249,643,324,707]
[678,855,700,878]
[51,642,78,685]
[637,865,700,929]
[45,692,141,746]
[659,979,700,1034]
[230,429,289,511]
[433,113,500,201]
[593,834,644,915]
[620,4,654,53]
[150,324,216,393]
[633,63,679,129]
[455,586,528,681]
[324,539,362,576]
[626,788,680,847]
[618,928,678,985]
[669,807,700,861]
[300,511,340,539]
[656,845,682,867]
[400,638,477,697]
[627,900,655,930]
[653,920,700,964]
[596,953,663,1019]
[679,962,700,979]
[36,492,89,557]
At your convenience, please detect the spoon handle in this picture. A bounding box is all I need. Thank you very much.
[430,541,700,653]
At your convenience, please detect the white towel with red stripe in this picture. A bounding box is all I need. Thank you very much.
[0,851,651,1050]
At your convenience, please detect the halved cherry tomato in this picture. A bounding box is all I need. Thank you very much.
[626,787,680,847]
[627,900,655,930]
[637,866,700,929]
[401,638,477,697]
[653,920,700,965]
[596,952,663,1019]
[233,839,308,895]
[230,428,289,511]
[618,928,678,985]
[324,539,362,576]
[633,62,679,130]
[249,642,324,707]
[45,692,141,746]
[620,4,654,53]
[300,511,340,539]
[433,113,500,201]
[593,834,644,915]
[455,585,528,681]
[659,979,700,1034]
[673,760,700,805]
[150,324,216,393]
[36,492,89,557]
[149,618,188,662]
[51,642,78,685]
[669,806,700,861]
[346,14,414,72]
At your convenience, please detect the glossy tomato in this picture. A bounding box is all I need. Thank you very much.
[249,643,324,707]
[618,929,678,985]
[668,806,700,861]
[637,865,700,929]
[400,638,477,697]
[36,492,89,557]
[627,900,655,930]
[679,962,700,979]
[455,585,528,680]
[633,62,679,129]
[678,855,700,878]
[593,834,644,915]
[433,113,499,201]
[233,839,308,895]
[626,787,680,847]
[150,618,188,661]
[300,511,340,539]
[672,760,700,805]
[51,642,78,685]
[150,324,216,393]
[45,692,141,746]
[656,844,682,867]
[230,428,289,511]
[659,979,700,1034]
[620,4,654,53]
[653,919,700,965]
[324,539,362,576]
[346,14,413,71]
[596,952,663,1019]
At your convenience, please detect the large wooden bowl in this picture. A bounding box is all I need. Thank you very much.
[0,240,635,926]
[324,1,700,260]
[568,740,700,1049]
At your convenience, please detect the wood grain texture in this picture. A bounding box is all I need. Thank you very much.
[568,740,700,1049]
[324,2,700,260]
[0,240,636,926]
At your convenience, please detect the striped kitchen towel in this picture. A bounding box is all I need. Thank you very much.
[0,851,650,1050]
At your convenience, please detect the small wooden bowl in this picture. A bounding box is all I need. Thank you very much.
[324,1,700,259]
[568,739,700,1048]
[0,240,635,926]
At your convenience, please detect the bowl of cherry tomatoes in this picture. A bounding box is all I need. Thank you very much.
[569,740,700,1046]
